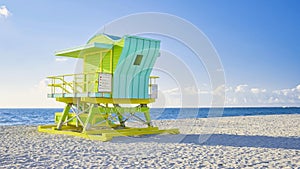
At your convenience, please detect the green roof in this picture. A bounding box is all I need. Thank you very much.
[55,42,113,58]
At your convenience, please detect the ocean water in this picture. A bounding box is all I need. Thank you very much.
[0,107,299,126]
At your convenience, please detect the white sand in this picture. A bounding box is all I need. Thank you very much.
[0,114,300,168]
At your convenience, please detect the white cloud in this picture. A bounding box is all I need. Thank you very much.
[199,90,211,94]
[35,79,49,90]
[0,5,11,18]
[297,84,300,91]
[250,88,260,94]
[183,86,198,95]
[268,97,280,104]
[162,87,180,95]
[213,84,225,96]
[235,84,248,93]
[251,88,266,94]
[55,57,68,62]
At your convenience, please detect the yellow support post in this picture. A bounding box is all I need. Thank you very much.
[82,104,94,133]
[56,104,71,130]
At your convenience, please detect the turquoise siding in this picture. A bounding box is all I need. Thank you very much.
[113,36,160,99]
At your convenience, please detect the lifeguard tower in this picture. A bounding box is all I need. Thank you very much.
[38,34,179,141]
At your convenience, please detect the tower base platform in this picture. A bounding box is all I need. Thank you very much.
[38,104,179,141]
[38,124,179,142]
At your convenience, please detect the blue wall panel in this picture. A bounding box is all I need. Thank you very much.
[113,36,160,99]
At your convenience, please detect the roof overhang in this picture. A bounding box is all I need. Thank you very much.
[55,42,113,58]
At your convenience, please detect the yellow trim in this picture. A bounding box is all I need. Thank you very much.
[38,125,179,142]
[80,97,155,104]
[55,97,155,104]
[56,98,79,103]
[110,50,113,73]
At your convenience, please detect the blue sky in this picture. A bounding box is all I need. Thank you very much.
[0,0,300,107]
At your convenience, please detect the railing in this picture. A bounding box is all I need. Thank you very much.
[47,73,159,98]
[149,76,159,99]
[47,72,104,97]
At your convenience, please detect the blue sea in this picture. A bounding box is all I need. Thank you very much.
[0,107,299,126]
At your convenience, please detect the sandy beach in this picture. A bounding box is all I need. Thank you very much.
[1,114,300,168]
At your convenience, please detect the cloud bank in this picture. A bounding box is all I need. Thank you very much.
[225,84,300,106]
[158,84,300,107]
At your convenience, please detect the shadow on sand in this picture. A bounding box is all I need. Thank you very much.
[111,134,300,150]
